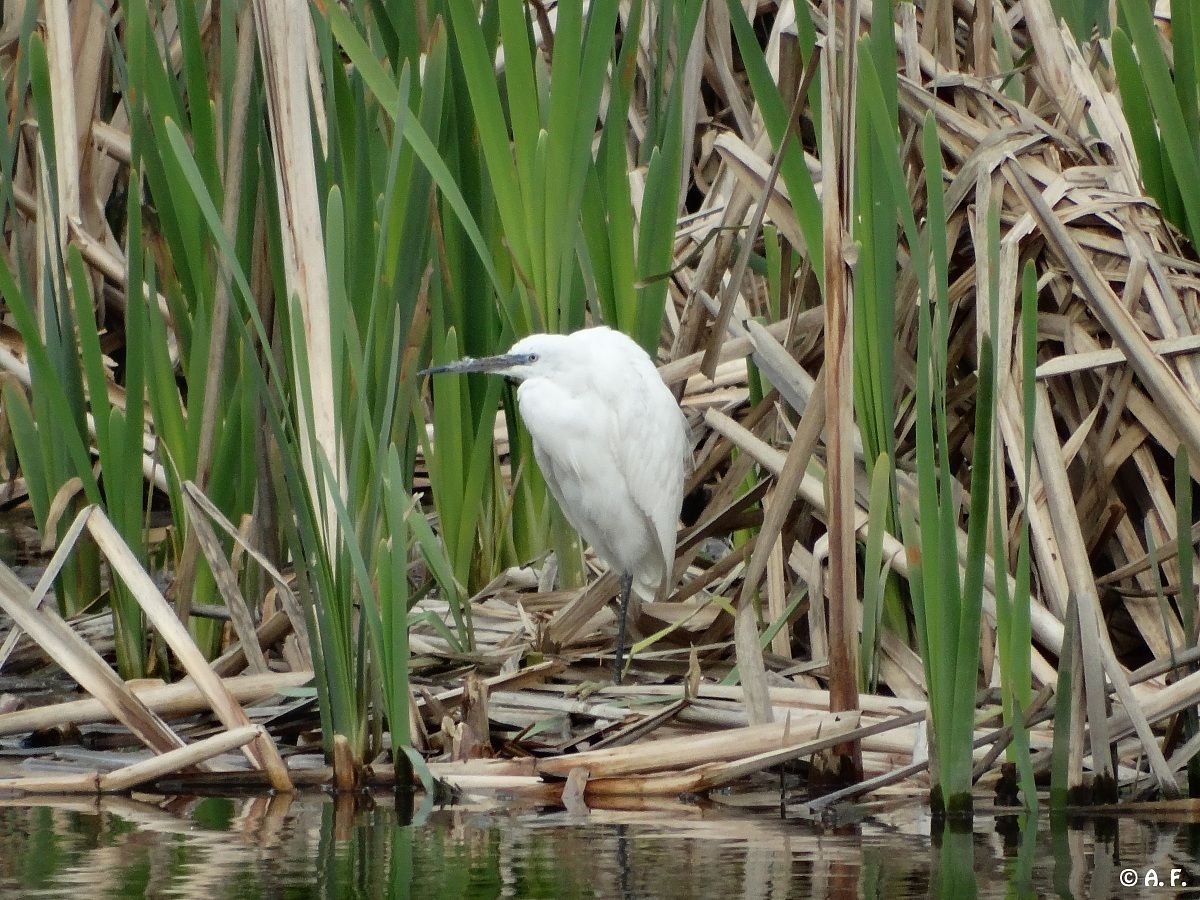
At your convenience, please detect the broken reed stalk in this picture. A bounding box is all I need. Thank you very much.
[820,0,863,779]
[0,725,269,796]
[0,671,312,736]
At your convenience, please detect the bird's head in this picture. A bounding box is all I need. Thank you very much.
[420,333,566,382]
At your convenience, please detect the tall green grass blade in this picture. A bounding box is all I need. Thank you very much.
[854,44,899,487]
[2,385,49,529]
[69,249,146,674]
[1118,0,1200,247]
[1174,1,1199,151]
[1053,0,1110,40]
[725,0,824,281]
[445,0,531,279]
[913,123,946,774]
[548,0,619,327]
[176,0,220,198]
[0,259,100,508]
[1049,592,1078,811]
[632,2,701,349]
[947,336,994,809]
[328,8,504,303]
[382,451,413,739]
[1112,28,1184,228]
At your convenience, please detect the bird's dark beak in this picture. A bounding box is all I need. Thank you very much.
[419,353,529,377]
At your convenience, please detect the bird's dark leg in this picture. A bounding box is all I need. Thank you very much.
[613,573,635,684]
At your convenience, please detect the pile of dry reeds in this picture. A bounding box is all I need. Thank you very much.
[413,0,1200,807]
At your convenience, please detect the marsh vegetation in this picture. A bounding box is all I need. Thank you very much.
[0,0,1198,844]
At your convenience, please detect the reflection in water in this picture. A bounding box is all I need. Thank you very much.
[1,794,1199,898]
[932,827,976,900]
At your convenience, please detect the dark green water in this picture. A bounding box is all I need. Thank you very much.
[2,793,1199,898]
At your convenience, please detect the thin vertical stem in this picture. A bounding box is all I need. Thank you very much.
[821,0,862,778]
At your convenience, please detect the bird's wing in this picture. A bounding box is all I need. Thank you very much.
[606,364,691,591]
[518,378,638,570]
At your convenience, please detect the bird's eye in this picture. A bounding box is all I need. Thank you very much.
[528,353,539,363]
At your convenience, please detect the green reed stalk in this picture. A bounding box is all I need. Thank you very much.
[992,260,1038,810]
[899,115,996,818]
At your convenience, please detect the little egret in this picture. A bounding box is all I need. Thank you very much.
[422,327,690,682]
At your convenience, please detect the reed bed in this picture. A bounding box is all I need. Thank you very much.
[0,0,1198,822]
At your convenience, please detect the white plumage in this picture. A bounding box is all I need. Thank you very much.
[423,326,691,680]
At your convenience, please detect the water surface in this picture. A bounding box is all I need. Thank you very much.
[2,792,1199,898]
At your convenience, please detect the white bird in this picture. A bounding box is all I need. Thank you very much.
[422,326,690,682]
